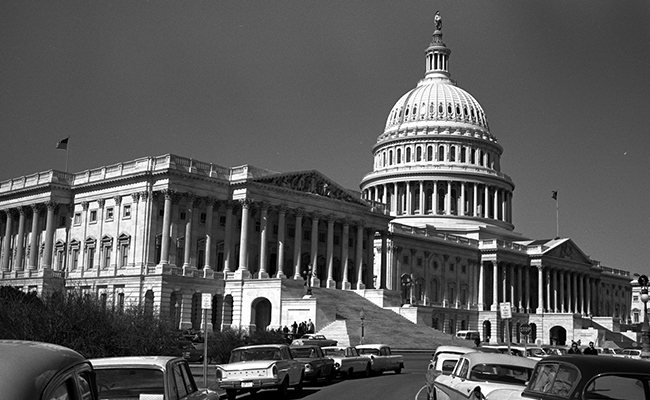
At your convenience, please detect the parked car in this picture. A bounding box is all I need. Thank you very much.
[620,348,643,359]
[540,345,569,356]
[91,356,220,400]
[425,346,476,400]
[0,340,98,400]
[290,344,336,382]
[216,344,304,400]
[322,346,371,378]
[455,330,481,342]
[291,334,338,347]
[432,352,536,400]
[487,354,650,399]
[356,344,404,375]
[595,347,617,356]
[175,340,204,363]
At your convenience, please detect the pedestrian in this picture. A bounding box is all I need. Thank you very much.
[583,341,598,355]
[567,341,582,354]
[307,319,315,333]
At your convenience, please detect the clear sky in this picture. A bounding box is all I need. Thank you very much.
[1,1,649,276]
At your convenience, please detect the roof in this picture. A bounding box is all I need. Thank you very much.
[232,344,289,351]
[434,345,476,355]
[90,356,178,368]
[462,352,537,368]
[537,355,650,374]
[0,340,89,400]
[356,344,391,349]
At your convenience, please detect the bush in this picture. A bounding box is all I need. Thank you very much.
[206,328,290,364]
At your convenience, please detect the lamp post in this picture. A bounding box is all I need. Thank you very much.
[639,275,650,359]
[303,268,313,296]
[360,308,365,345]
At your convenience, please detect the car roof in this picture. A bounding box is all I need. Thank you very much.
[0,340,89,400]
[434,345,476,354]
[322,346,349,350]
[356,344,389,349]
[538,355,650,373]
[90,356,178,368]
[233,344,289,351]
[462,352,538,368]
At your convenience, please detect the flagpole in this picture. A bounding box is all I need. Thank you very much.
[65,145,69,173]
[555,191,559,239]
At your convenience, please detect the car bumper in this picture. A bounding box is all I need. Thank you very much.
[218,377,282,390]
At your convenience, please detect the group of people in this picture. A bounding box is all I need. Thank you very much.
[276,319,316,341]
[568,340,599,355]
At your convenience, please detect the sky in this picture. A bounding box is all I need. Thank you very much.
[1,1,649,276]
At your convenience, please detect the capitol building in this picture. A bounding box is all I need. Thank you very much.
[0,17,635,346]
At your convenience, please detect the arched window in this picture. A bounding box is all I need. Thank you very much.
[450,146,456,162]
[438,145,445,162]
[389,150,393,165]
[406,147,411,162]
[460,147,466,163]
[416,146,422,162]
[397,148,402,164]
[427,146,434,161]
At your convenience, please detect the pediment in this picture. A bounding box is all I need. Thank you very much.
[253,171,365,206]
[544,239,591,264]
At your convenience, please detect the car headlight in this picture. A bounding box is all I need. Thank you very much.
[334,362,340,370]
[305,363,313,372]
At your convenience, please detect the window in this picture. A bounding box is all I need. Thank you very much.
[219,216,226,226]
[74,212,81,225]
[85,237,96,269]
[118,234,130,268]
[106,207,114,221]
[123,205,131,219]
[585,375,647,400]
[101,236,113,269]
[116,291,125,313]
[403,255,409,264]
[180,212,186,220]
[200,212,206,223]
[89,210,97,223]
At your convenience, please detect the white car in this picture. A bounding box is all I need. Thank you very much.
[216,344,304,400]
[432,352,536,400]
[356,344,404,375]
[91,356,220,400]
[322,346,371,378]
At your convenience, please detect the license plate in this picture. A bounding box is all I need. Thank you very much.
[241,382,253,388]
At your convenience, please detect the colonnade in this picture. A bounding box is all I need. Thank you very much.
[363,180,512,223]
[1,202,58,272]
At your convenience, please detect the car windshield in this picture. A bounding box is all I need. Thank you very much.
[292,347,319,358]
[229,348,281,362]
[323,348,344,357]
[95,368,164,399]
[357,348,380,356]
[469,363,532,385]
[527,362,580,397]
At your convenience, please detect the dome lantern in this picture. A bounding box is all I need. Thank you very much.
[425,11,451,80]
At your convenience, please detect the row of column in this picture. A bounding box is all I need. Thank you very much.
[156,191,387,289]
[1,202,58,272]
[364,180,512,223]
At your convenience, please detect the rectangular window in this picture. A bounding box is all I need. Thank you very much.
[255,221,261,232]
[449,263,454,271]
[273,224,278,235]
[200,213,207,223]
[219,216,226,226]
[403,255,409,264]
[180,212,186,220]
[288,225,295,238]
[334,235,340,245]
[106,207,114,221]
[74,213,81,225]
[72,249,79,270]
[87,247,95,268]
[120,244,129,268]
[462,264,467,274]
[103,246,111,268]
[318,232,326,242]
[123,205,131,219]
[417,258,423,266]
[89,210,97,223]
[304,230,310,240]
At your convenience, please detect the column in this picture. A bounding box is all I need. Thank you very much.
[566,271,572,313]
[341,218,351,290]
[580,274,586,315]
[477,261,485,311]
[258,202,269,279]
[484,185,489,218]
[559,269,565,313]
[460,182,466,216]
[159,190,174,265]
[275,205,287,278]
[183,194,195,268]
[355,221,365,290]
[42,201,57,270]
[432,181,438,214]
[234,199,252,279]
[28,204,41,270]
[473,183,478,217]
[491,261,498,311]
[380,230,388,289]
[509,264,515,309]
[545,268,551,312]
[552,268,558,312]
[392,183,398,215]
[326,214,336,288]
[517,265,523,312]
[14,207,26,271]
[1,210,13,271]
[223,201,234,273]
[203,198,217,270]
[537,266,544,314]
[419,181,425,215]
[524,266,530,312]
[309,212,321,287]
[572,272,578,314]
[366,229,375,289]
[292,208,304,279]
[445,181,451,215]
[586,276,592,316]
[493,188,499,220]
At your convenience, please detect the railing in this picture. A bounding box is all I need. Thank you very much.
[391,222,479,246]
[362,163,513,183]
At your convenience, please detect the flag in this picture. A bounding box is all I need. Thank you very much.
[551,190,558,200]
[56,137,69,150]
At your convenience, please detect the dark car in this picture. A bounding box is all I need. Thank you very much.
[0,340,98,400]
[290,344,336,382]
[175,340,204,363]
[488,354,650,400]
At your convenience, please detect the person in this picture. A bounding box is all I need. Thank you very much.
[583,342,598,355]
[567,341,582,354]
[307,319,315,334]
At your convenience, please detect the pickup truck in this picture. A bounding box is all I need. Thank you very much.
[356,344,405,375]
[290,344,336,382]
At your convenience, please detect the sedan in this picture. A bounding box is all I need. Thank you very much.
[322,346,371,378]
[291,334,338,347]
[432,352,536,400]
[91,356,220,399]
[489,355,650,400]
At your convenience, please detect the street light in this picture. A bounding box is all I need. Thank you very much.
[639,275,650,359]
[360,308,365,345]
[303,267,313,296]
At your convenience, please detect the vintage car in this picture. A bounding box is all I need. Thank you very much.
[432,352,536,400]
[175,340,205,363]
[486,355,650,400]
[0,340,98,400]
[290,344,336,382]
[356,344,404,375]
[425,346,477,400]
[91,356,220,400]
[290,333,338,347]
[322,346,371,378]
[216,344,304,399]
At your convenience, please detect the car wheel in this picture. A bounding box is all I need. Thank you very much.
[395,365,402,374]
[294,372,304,393]
[226,389,237,400]
[278,377,289,398]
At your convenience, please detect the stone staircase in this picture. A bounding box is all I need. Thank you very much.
[281,279,473,350]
